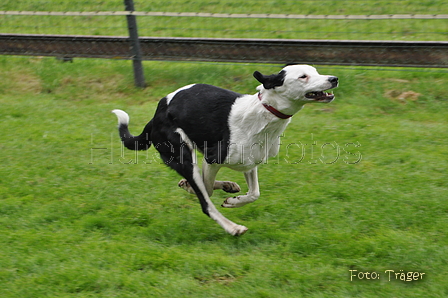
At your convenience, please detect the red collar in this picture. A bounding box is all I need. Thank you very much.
[258,93,292,119]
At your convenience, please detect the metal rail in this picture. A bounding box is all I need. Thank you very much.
[1,34,447,67]
[1,11,448,19]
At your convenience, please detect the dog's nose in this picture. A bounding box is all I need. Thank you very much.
[328,76,339,86]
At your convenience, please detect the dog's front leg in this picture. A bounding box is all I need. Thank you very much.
[202,162,221,196]
[203,162,241,195]
[178,162,241,195]
[222,167,260,208]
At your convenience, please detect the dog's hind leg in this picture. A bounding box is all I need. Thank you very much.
[222,167,260,208]
[170,161,247,235]
[163,131,247,236]
[178,179,197,194]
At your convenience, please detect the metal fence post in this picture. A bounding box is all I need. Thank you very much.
[124,0,146,88]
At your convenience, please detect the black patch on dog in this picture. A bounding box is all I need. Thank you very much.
[253,70,285,89]
[152,84,240,164]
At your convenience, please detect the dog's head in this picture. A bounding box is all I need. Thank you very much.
[254,65,338,104]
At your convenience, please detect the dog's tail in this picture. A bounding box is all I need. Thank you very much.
[111,109,152,150]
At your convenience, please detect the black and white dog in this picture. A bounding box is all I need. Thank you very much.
[112,65,338,236]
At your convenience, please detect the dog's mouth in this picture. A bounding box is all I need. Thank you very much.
[305,90,335,103]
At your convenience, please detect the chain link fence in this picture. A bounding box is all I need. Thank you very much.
[1,34,447,67]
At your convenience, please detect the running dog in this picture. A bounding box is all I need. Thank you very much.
[112,64,338,236]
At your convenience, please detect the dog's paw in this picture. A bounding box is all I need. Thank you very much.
[222,196,246,208]
[178,179,196,194]
[221,181,241,193]
[227,225,248,236]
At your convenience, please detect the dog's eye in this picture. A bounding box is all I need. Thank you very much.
[299,75,307,79]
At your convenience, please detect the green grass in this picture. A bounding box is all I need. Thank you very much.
[0,56,447,297]
[2,0,447,14]
[1,2,447,297]
[1,0,448,40]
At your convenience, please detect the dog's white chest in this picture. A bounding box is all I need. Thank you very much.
[226,95,290,171]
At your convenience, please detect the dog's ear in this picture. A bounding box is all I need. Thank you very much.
[253,70,285,89]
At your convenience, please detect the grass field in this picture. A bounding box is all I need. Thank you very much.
[0,56,447,297]
[1,0,448,297]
